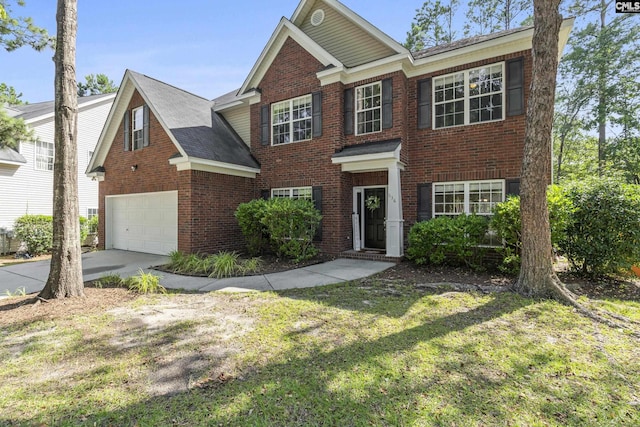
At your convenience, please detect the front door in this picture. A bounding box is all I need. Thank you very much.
[364,188,386,249]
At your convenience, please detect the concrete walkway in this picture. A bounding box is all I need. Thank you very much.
[0,250,395,296]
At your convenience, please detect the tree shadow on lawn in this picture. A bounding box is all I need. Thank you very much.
[2,285,637,426]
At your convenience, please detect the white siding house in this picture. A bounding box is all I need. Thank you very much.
[0,93,115,234]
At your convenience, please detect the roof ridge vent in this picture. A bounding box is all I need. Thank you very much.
[310,9,325,27]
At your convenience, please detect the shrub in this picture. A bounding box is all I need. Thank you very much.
[560,180,640,276]
[207,251,241,278]
[14,215,53,255]
[261,198,322,262]
[124,269,166,294]
[235,199,269,256]
[87,215,99,233]
[13,214,95,255]
[490,186,573,274]
[406,214,489,270]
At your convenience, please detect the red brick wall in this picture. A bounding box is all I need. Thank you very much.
[98,91,179,249]
[251,37,531,255]
[178,170,254,254]
[403,50,532,229]
[98,90,254,255]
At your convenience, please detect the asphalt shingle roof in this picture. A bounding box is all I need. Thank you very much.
[128,71,259,170]
[332,139,401,158]
[10,93,114,121]
[0,146,27,164]
[412,26,532,60]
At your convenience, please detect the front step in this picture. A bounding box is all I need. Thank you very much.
[340,249,403,263]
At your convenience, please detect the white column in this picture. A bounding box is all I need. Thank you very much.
[385,162,403,257]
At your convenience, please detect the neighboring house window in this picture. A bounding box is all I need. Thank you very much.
[271,187,313,199]
[35,141,54,171]
[433,62,504,129]
[132,106,144,150]
[433,180,504,216]
[87,208,98,219]
[272,95,312,145]
[355,81,381,135]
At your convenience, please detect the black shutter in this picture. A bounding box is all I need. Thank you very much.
[123,111,130,151]
[344,88,354,135]
[260,189,270,200]
[312,91,322,138]
[312,186,322,241]
[260,105,270,146]
[417,78,432,129]
[505,178,521,197]
[382,78,393,129]
[417,183,432,221]
[142,105,150,147]
[506,58,524,116]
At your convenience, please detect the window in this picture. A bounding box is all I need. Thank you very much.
[433,180,504,217]
[271,187,312,200]
[132,107,144,150]
[433,62,504,129]
[87,208,98,219]
[355,82,382,135]
[272,95,312,145]
[35,141,54,171]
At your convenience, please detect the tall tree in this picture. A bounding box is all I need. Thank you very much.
[559,0,640,176]
[464,0,532,36]
[0,0,54,51]
[513,0,563,298]
[404,0,458,51]
[77,73,118,97]
[39,0,83,299]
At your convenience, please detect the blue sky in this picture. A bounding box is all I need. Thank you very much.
[1,0,420,103]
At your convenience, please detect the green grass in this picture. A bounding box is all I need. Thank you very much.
[166,250,263,278]
[1,280,639,426]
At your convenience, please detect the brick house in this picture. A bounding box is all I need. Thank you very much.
[87,0,573,257]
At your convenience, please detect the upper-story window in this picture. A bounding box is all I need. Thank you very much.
[35,140,54,171]
[433,62,504,129]
[272,95,312,145]
[355,82,382,135]
[132,106,145,150]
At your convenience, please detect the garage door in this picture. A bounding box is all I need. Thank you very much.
[107,191,177,255]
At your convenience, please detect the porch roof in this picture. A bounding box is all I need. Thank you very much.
[332,139,400,159]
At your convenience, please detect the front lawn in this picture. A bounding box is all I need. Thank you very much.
[0,276,638,426]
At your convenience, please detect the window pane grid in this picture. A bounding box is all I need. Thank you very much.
[434,180,503,217]
[35,141,54,171]
[271,187,312,200]
[356,82,382,135]
[433,63,504,129]
[132,107,144,150]
[272,95,312,145]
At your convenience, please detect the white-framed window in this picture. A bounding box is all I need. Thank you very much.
[355,81,382,135]
[433,62,504,129]
[271,187,312,200]
[35,140,54,171]
[433,180,504,217]
[87,208,98,219]
[132,106,144,150]
[272,95,312,145]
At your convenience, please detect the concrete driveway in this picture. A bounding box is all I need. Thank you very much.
[0,250,395,296]
[0,250,168,296]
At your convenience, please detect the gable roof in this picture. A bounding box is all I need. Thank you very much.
[88,70,259,177]
[10,93,115,123]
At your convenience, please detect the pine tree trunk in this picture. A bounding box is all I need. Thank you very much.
[513,0,562,298]
[39,0,83,299]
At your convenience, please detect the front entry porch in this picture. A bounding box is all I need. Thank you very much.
[332,139,405,258]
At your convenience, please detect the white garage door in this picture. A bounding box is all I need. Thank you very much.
[107,191,177,255]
